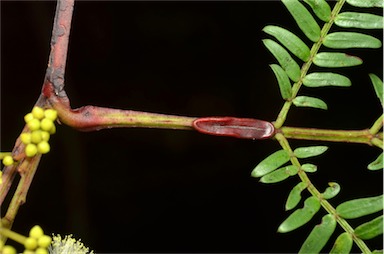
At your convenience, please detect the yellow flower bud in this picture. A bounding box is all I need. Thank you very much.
[25,144,38,157]
[29,225,44,239]
[37,141,50,154]
[41,131,50,142]
[24,237,38,250]
[31,130,43,144]
[2,155,14,166]
[40,118,54,132]
[27,119,40,131]
[32,107,45,120]
[49,124,56,135]
[35,248,48,254]
[24,113,34,123]
[20,133,32,144]
[38,235,52,248]
[44,109,58,121]
[2,245,17,254]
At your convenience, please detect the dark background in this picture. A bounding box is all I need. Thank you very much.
[1,1,383,253]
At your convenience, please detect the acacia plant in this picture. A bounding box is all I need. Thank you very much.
[0,0,383,253]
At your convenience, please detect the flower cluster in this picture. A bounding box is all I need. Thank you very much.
[21,106,58,157]
[0,225,52,254]
[49,235,94,254]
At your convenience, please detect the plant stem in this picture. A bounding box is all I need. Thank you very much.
[274,0,345,128]
[0,227,27,245]
[275,133,372,254]
[280,126,382,147]
[369,115,383,135]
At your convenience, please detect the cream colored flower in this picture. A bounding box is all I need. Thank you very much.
[48,235,93,254]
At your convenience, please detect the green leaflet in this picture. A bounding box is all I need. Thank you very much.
[263,25,311,61]
[303,72,351,87]
[322,182,341,199]
[299,214,336,254]
[313,52,363,68]
[303,0,331,22]
[323,32,382,49]
[286,182,307,211]
[260,165,298,183]
[336,194,383,219]
[270,64,292,100]
[263,39,301,82]
[282,0,321,42]
[355,215,383,240]
[368,153,383,170]
[302,163,317,173]
[335,12,384,29]
[369,73,383,105]
[346,0,384,8]
[251,150,290,178]
[278,196,321,233]
[330,232,353,254]
[293,96,328,110]
[372,250,384,254]
[294,146,328,158]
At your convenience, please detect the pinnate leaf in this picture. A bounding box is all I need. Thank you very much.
[336,195,383,219]
[368,153,383,170]
[302,163,317,173]
[369,73,383,105]
[335,12,383,29]
[355,215,383,240]
[303,0,331,22]
[322,182,341,199]
[282,0,321,42]
[303,72,351,87]
[278,196,321,233]
[263,25,310,61]
[324,32,382,49]
[346,0,383,8]
[286,182,307,211]
[260,165,298,183]
[299,214,336,254]
[270,64,292,99]
[330,232,353,254]
[293,96,328,110]
[263,39,301,82]
[313,52,363,68]
[294,146,328,158]
[251,150,290,178]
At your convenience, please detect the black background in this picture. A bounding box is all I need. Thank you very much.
[1,1,383,253]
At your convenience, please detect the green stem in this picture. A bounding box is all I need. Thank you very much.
[0,227,27,245]
[274,0,345,128]
[369,115,383,135]
[275,133,372,254]
[280,126,381,147]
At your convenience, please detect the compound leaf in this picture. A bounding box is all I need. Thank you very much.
[270,64,292,99]
[263,25,311,61]
[369,73,383,105]
[299,214,336,254]
[303,72,351,87]
[251,150,290,178]
[293,96,328,110]
[346,0,384,8]
[302,163,318,173]
[313,52,363,67]
[260,165,298,183]
[286,182,308,211]
[294,146,328,158]
[263,39,301,82]
[323,32,382,49]
[368,153,383,170]
[322,182,341,199]
[335,12,383,29]
[330,232,353,254]
[336,195,383,219]
[278,196,321,233]
[355,215,383,240]
[282,0,321,42]
[303,0,331,22]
